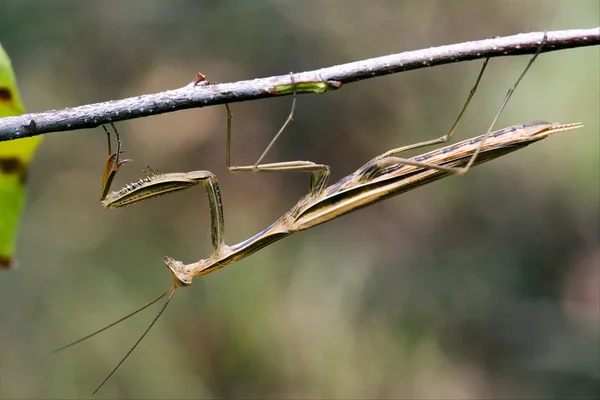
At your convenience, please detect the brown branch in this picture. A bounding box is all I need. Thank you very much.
[1,28,598,142]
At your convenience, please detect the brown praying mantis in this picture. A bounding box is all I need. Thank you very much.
[54,34,583,394]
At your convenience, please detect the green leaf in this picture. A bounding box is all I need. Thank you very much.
[0,42,42,269]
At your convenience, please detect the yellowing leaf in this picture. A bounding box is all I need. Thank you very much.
[0,42,42,269]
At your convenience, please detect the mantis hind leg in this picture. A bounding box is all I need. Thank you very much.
[225,72,331,198]
[369,32,548,177]
[374,56,490,162]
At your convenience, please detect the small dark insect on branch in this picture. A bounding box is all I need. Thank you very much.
[0,28,598,142]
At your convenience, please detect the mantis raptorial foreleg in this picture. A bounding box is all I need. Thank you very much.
[99,125,227,251]
[98,75,343,246]
[101,123,132,201]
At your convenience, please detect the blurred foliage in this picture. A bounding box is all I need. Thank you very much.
[0,1,598,398]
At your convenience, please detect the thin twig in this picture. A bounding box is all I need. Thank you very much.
[0,28,598,142]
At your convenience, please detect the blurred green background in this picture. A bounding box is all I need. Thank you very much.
[0,1,598,398]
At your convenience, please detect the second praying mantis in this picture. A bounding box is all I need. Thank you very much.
[55,34,583,394]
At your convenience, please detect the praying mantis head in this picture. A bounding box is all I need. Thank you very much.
[164,256,196,286]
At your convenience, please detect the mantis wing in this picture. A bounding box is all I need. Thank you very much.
[0,42,42,269]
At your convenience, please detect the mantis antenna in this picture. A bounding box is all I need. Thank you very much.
[91,286,178,395]
[51,289,171,354]
[55,32,583,394]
